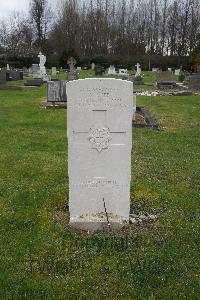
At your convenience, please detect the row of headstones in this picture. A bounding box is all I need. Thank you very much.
[46,73,138,108]
[95,64,180,76]
[155,70,200,89]
[152,68,182,75]
[92,63,141,77]
[46,67,199,105]
[51,66,181,76]
[46,77,135,107]
[27,55,181,80]
[28,56,79,80]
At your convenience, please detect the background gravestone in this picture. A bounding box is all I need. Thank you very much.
[8,70,23,81]
[29,64,40,77]
[157,71,172,81]
[119,69,128,76]
[60,80,67,102]
[24,79,43,87]
[67,78,134,231]
[188,73,200,90]
[95,65,104,76]
[0,69,22,82]
[108,65,116,75]
[46,80,67,108]
[0,69,8,83]
[135,63,141,77]
[156,71,176,89]
[67,57,78,80]
[175,69,181,76]
[52,67,57,76]
[48,81,60,102]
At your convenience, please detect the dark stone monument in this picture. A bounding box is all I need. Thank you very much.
[188,73,200,90]
[67,57,78,80]
[133,106,159,129]
[24,79,43,87]
[7,70,23,81]
[0,69,8,83]
[45,80,67,108]
[94,65,104,76]
[60,80,67,102]
[0,69,23,82]
[47,81,60,101]
[156,71,176,89]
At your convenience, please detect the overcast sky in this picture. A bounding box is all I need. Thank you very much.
[0,0,56,19]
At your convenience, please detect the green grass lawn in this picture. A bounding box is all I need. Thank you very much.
[0,72,199,299]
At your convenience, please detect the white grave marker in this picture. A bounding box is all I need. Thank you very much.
[152,68,159,72]
[67,79,134,231]
[135,63,141,76]
[52,67,57,76]
[175,69,180,76]
[118,69,128,76]
[108,65,116,75]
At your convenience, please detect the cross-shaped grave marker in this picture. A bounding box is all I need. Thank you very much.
[135,62,141,76]
[67,57,77,73]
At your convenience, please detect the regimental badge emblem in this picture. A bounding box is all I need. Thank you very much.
[88,127,112,152]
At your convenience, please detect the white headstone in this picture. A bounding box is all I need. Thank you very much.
[175,69,180,76]
[29,64,40,77]
[7,64,10,71]
[91,63,95,70]
[52,67,57,76]
[67,78,134,231]
[152,68,159,72]
[119,69,128,76]
[135,63,141,76]
[77,66,82,71]
[108,65,116,75]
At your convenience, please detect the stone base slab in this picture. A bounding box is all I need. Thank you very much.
[70,215,129,232]
[44,102,67,109]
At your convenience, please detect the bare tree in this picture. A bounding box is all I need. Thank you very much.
[1,0,200,60]
[30,0,52,51]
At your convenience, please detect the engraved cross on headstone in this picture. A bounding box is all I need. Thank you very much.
[73,110,126,152]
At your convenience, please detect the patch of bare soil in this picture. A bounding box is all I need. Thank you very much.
[52,205,160,237]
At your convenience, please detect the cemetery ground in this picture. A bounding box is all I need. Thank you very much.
[0,72,199,299]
